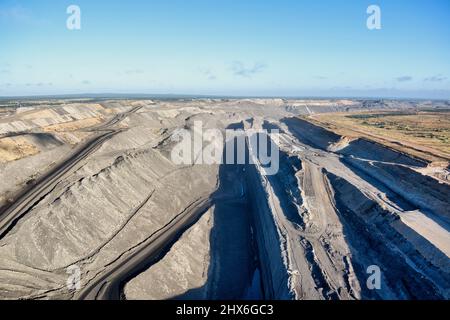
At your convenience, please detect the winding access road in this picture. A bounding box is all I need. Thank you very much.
[76,197,213,300]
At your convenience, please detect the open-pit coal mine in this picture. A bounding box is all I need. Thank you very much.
[0,98,448,300]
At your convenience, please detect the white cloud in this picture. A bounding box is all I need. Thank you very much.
[424,74,447,82]
[395,76,413,82]
[231,61,267,77]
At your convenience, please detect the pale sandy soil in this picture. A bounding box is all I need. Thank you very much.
[0,136,39,163]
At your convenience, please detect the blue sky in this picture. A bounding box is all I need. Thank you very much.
[1,0,449,98]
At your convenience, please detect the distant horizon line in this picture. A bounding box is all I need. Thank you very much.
[1,92,449,102]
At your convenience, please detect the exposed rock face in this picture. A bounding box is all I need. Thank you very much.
[124,209,214,300]
[0,99,448,300]
[326,172,449,299]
